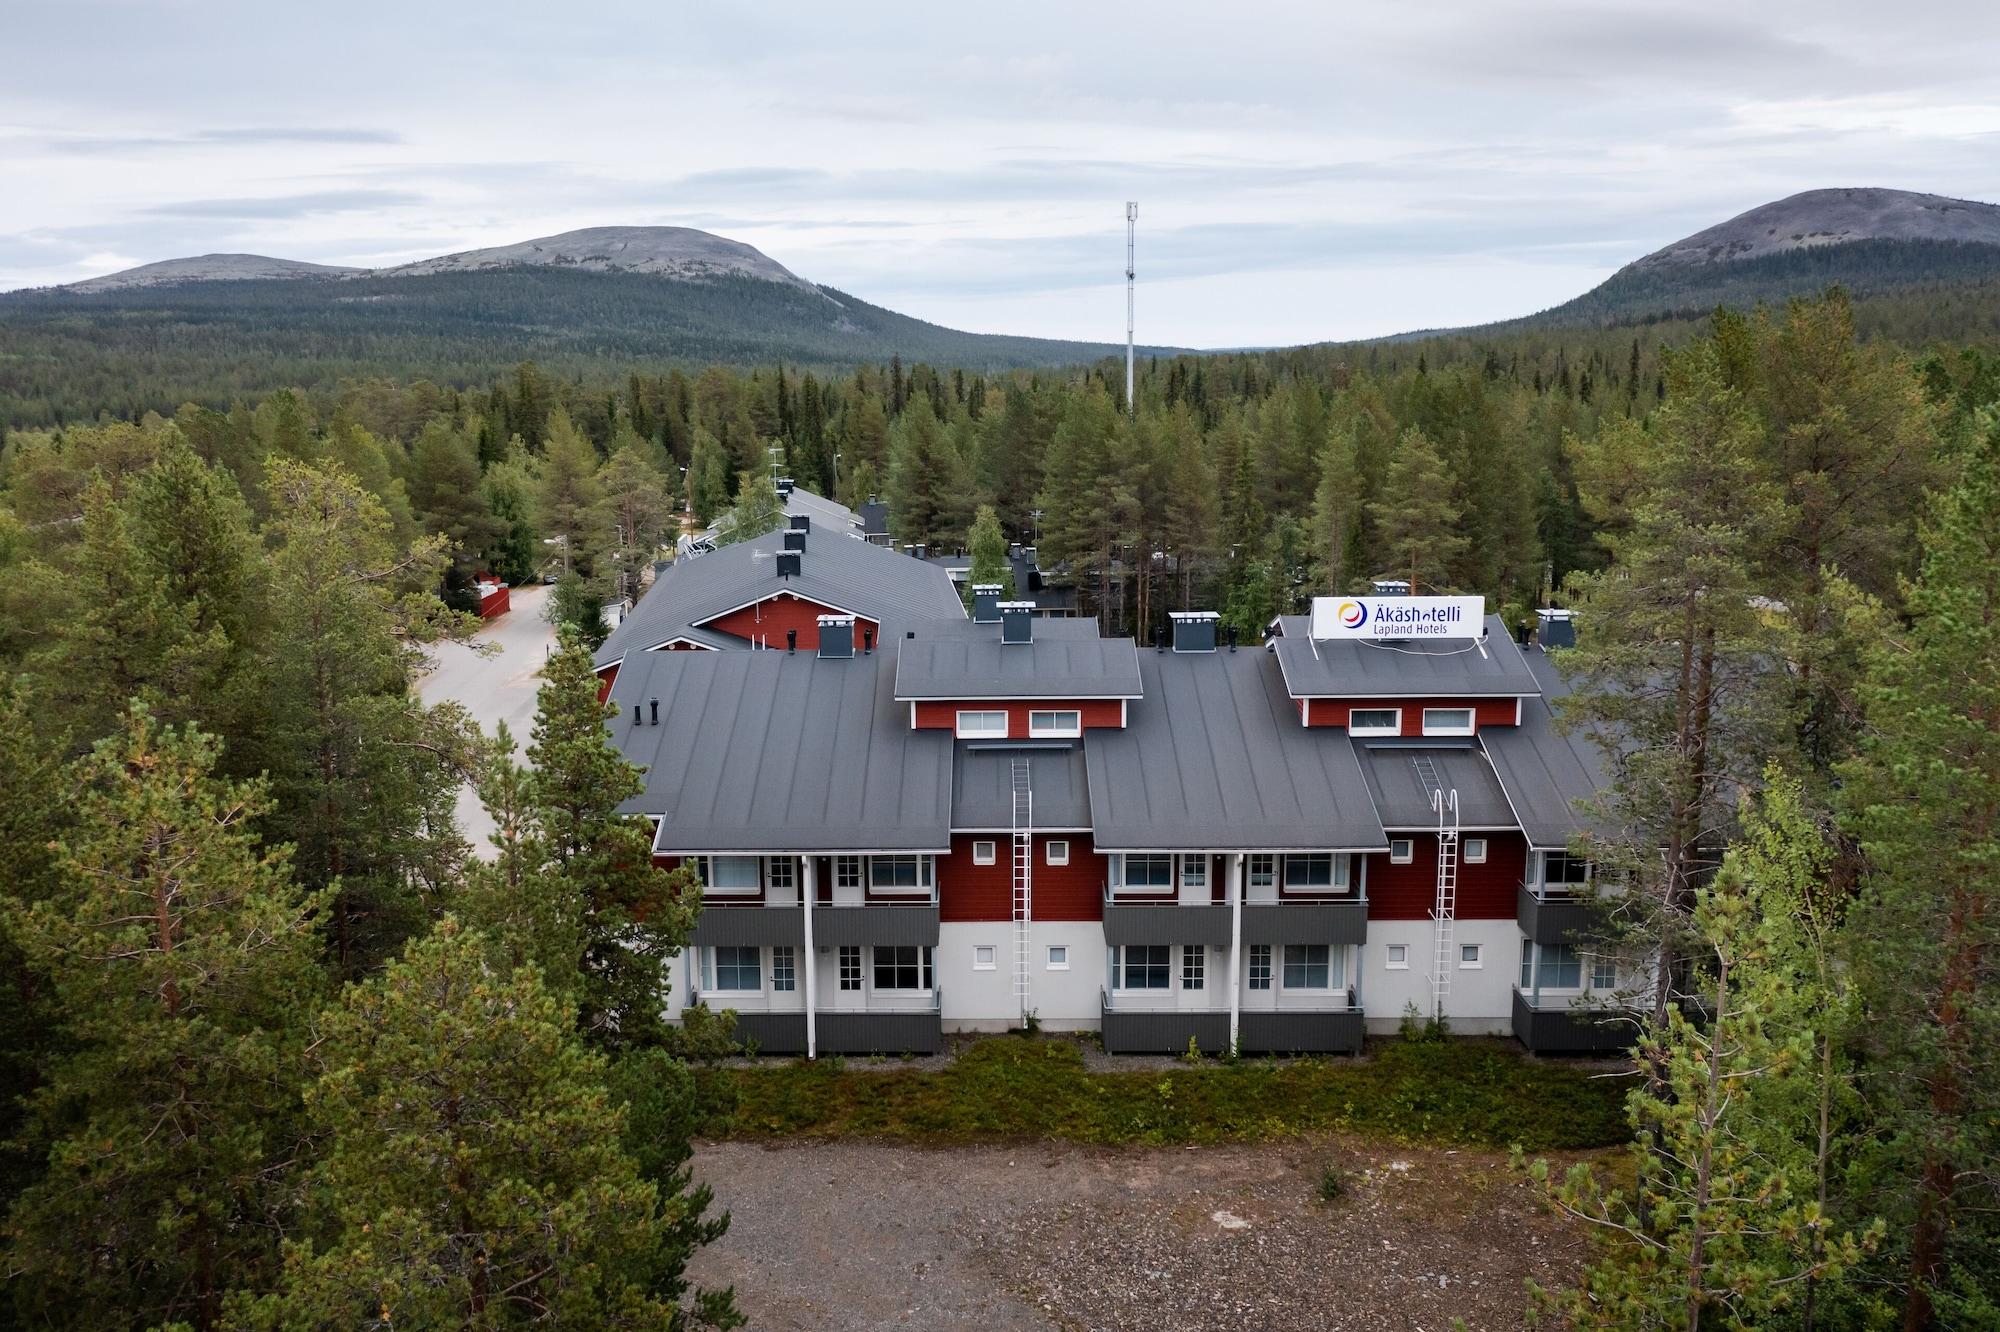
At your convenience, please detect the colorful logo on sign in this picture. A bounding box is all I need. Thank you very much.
[1336,600,1368,629]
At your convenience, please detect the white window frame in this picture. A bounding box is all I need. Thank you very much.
[1539,851,1594,890]
[1180,854,1207,891]
[1181,944,1205,990]
[1281,853,1347,893]
[1246,943,1273,991]
[972,840,997,866]
[770,945,796,992]
[1459,943,1483,969]
[702,855,761,896]
[1347,707,1402,737]
[871,944,934,993]
[1046,945,1069,970]
[834,855,862,891]
[837,944,863,991]
[1044,839,1070,866]
[1389,839,1414,865]
[955,709,1010,740]
[867,854,934,896]
[708,945,763,994]
[1281,943,1336,992]
[1421,707,1476,737]
[1029,709,1082,738]
[1115,852,1174,893]
[1590,956,1618,991]
[1463,837,1487,864]
[767,856,796,890]
[1115,943,1173,991]
[1386,943,1410,970]
[973,944,997,971]
[1247,853,1276,889]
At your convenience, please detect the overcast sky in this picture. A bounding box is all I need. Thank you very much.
[3,1,1997,347]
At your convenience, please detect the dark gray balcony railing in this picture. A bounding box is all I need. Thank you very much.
[1515,882,1601,947]
[1241,897,1368,945]
[690,904,804,948]
[1101,891,1232,945]
[1511,987,1634,1056]
[812,901,940,946]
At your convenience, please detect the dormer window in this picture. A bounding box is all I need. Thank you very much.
[1029,709,1081,738]
[1421,707,1475,736]
[1348,707,1401,737]
[956,710,1009,739]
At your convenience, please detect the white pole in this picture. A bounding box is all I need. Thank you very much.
[801,855,818,1059]
[1227,852,1244,1051]
[1125,201,1137,415]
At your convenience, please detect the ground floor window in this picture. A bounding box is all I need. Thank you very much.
[1386,943,1409,969]
[712,945,761,992]
[838,944,863,991]
[770,945,796,992]
[1591,956,1618,990]
[1116,944,1172,990]
[1181,944,1205,990]
[873,945,934,991]
[1521,940,1583,990]
[1282,943,1332,990]
[1248,943,1272,990]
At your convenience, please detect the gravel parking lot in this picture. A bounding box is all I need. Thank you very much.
[688,1136,1592,1331]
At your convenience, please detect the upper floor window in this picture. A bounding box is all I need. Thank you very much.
[835,855,862,891]
[1030,709,1082,738]
[868,854,933,895]
[972,840,997,866]
[1045,839,1070,866]
[1462,838,1487,864]
[701,856,760,895]
[1348,707,1401,737]
[1388,839,1414,865]
[1541,852,1593,888]
[1181,855,1207,890]
[1118,853,1174,890]
[1247,853,1276,889]
[956,710,1009,739]
[767,856,796,891]
[1282,853,1347,892]
[1421,707,1475,736]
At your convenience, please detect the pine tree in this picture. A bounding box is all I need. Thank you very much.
[686,428,731,527]
[1838,416,2000,1329]
[229,920,739,1331]
[715,469,782,547]
[1366,426,1467,592]
[407,420,506,607]
[7,707,324,1330]
[535,407,604,576]
[594,440,676,604]
[965,503,1014,601]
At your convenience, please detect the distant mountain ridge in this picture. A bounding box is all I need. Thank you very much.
[1628,188,2000,270]
[65,253,366,292]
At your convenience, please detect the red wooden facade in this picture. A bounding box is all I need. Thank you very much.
[1362,832,1525,921]
[912,699,1125,735]
[1301,696,1520,734]
[699,592,877,652]
[940,833,1105,922]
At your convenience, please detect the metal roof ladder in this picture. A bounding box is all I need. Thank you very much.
[1011,756,1034,1023]
[1430,787,1460,1019]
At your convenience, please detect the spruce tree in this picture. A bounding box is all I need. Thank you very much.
[535,407,604,576]
[1366,426,1467,592]
[7,706,324,1330]
[714,469,781,547]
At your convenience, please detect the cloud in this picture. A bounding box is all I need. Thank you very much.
[142,189,427,219]
[29,127,402,155]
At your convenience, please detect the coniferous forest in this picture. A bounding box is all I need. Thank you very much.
[3,285,2000,1328]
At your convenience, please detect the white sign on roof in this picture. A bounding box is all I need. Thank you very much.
[1309,594,1485,640]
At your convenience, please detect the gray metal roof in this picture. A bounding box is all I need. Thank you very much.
[1269,613,1542,698]
[1352,741,1518,830]
[1083,647,1388,851]
[1480,644,1612,847]
[895,628,1142,699]
[950,743,1092,829]
[595,522,966,667]
[606,648,952,852]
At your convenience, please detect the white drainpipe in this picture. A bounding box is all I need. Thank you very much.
[1227,853,1244,1051]
[800,854,818,1059]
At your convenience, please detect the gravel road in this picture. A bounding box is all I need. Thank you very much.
[688,1137,1592,1331]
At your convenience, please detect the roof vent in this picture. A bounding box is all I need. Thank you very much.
[1170,610,1220,653]
[911,542,927,560]
[775,476,795,497]
[999,601,1034,645]
[971,583,1003,624]
[1536,608,1576,650]
[789,513,810,532]
[775,550,801,579]
[1008,542,1022,560]
[1022,545,1038,568]
[783,529,806,552]
[1372,578,1411,597]
[817,614,855,659]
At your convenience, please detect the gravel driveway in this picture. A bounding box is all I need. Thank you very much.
[688,1137,1592,1331]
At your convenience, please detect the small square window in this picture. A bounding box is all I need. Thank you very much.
[973,944,997,970]
[1046,945,1069,970]
[767,857,796,890]
[1389,839,1413,865]
[1045,840,1069,866]
[1459,943,1482,969]
[1463,837,1487,864]
[972,840,997,866]
[1347,707,1401,737]
[1386,944,1409,969]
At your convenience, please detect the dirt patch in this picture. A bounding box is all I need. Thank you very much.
[689,1136,1596,1331]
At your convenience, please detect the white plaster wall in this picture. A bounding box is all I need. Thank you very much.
[1359,921,1521,1035]
[1021,922,1109,1030]
[939,922,1018,1029]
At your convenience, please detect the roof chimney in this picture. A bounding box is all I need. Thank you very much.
[783,529,806,552]
[817,614,855,659]
[775,550,801,579]
[775,476,795,497]
[786,627,797,654]
[789,513,810,532]
[999,601,1034,645]
[1022,545,1038,568]
[1536,608,1576,650]
[911,542,927,560]
[1008,542,1022,560]
[1371,578,1411,597]
[971,583,1003,623]
[1170,610,1219,653]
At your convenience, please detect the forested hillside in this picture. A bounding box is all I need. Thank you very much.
[4,287,2000,1326]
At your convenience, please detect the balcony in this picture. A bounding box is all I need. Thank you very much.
[1516,882,1601,947]
[819,988,943,1055]
[690,903,804,948]
[1099,988,1231,1054]
[812,893,939,947]
[1242,897,1367,946]
[1098,988,1364,1055]
[1512,988,1633,1056]
[1102,889,1231,946]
